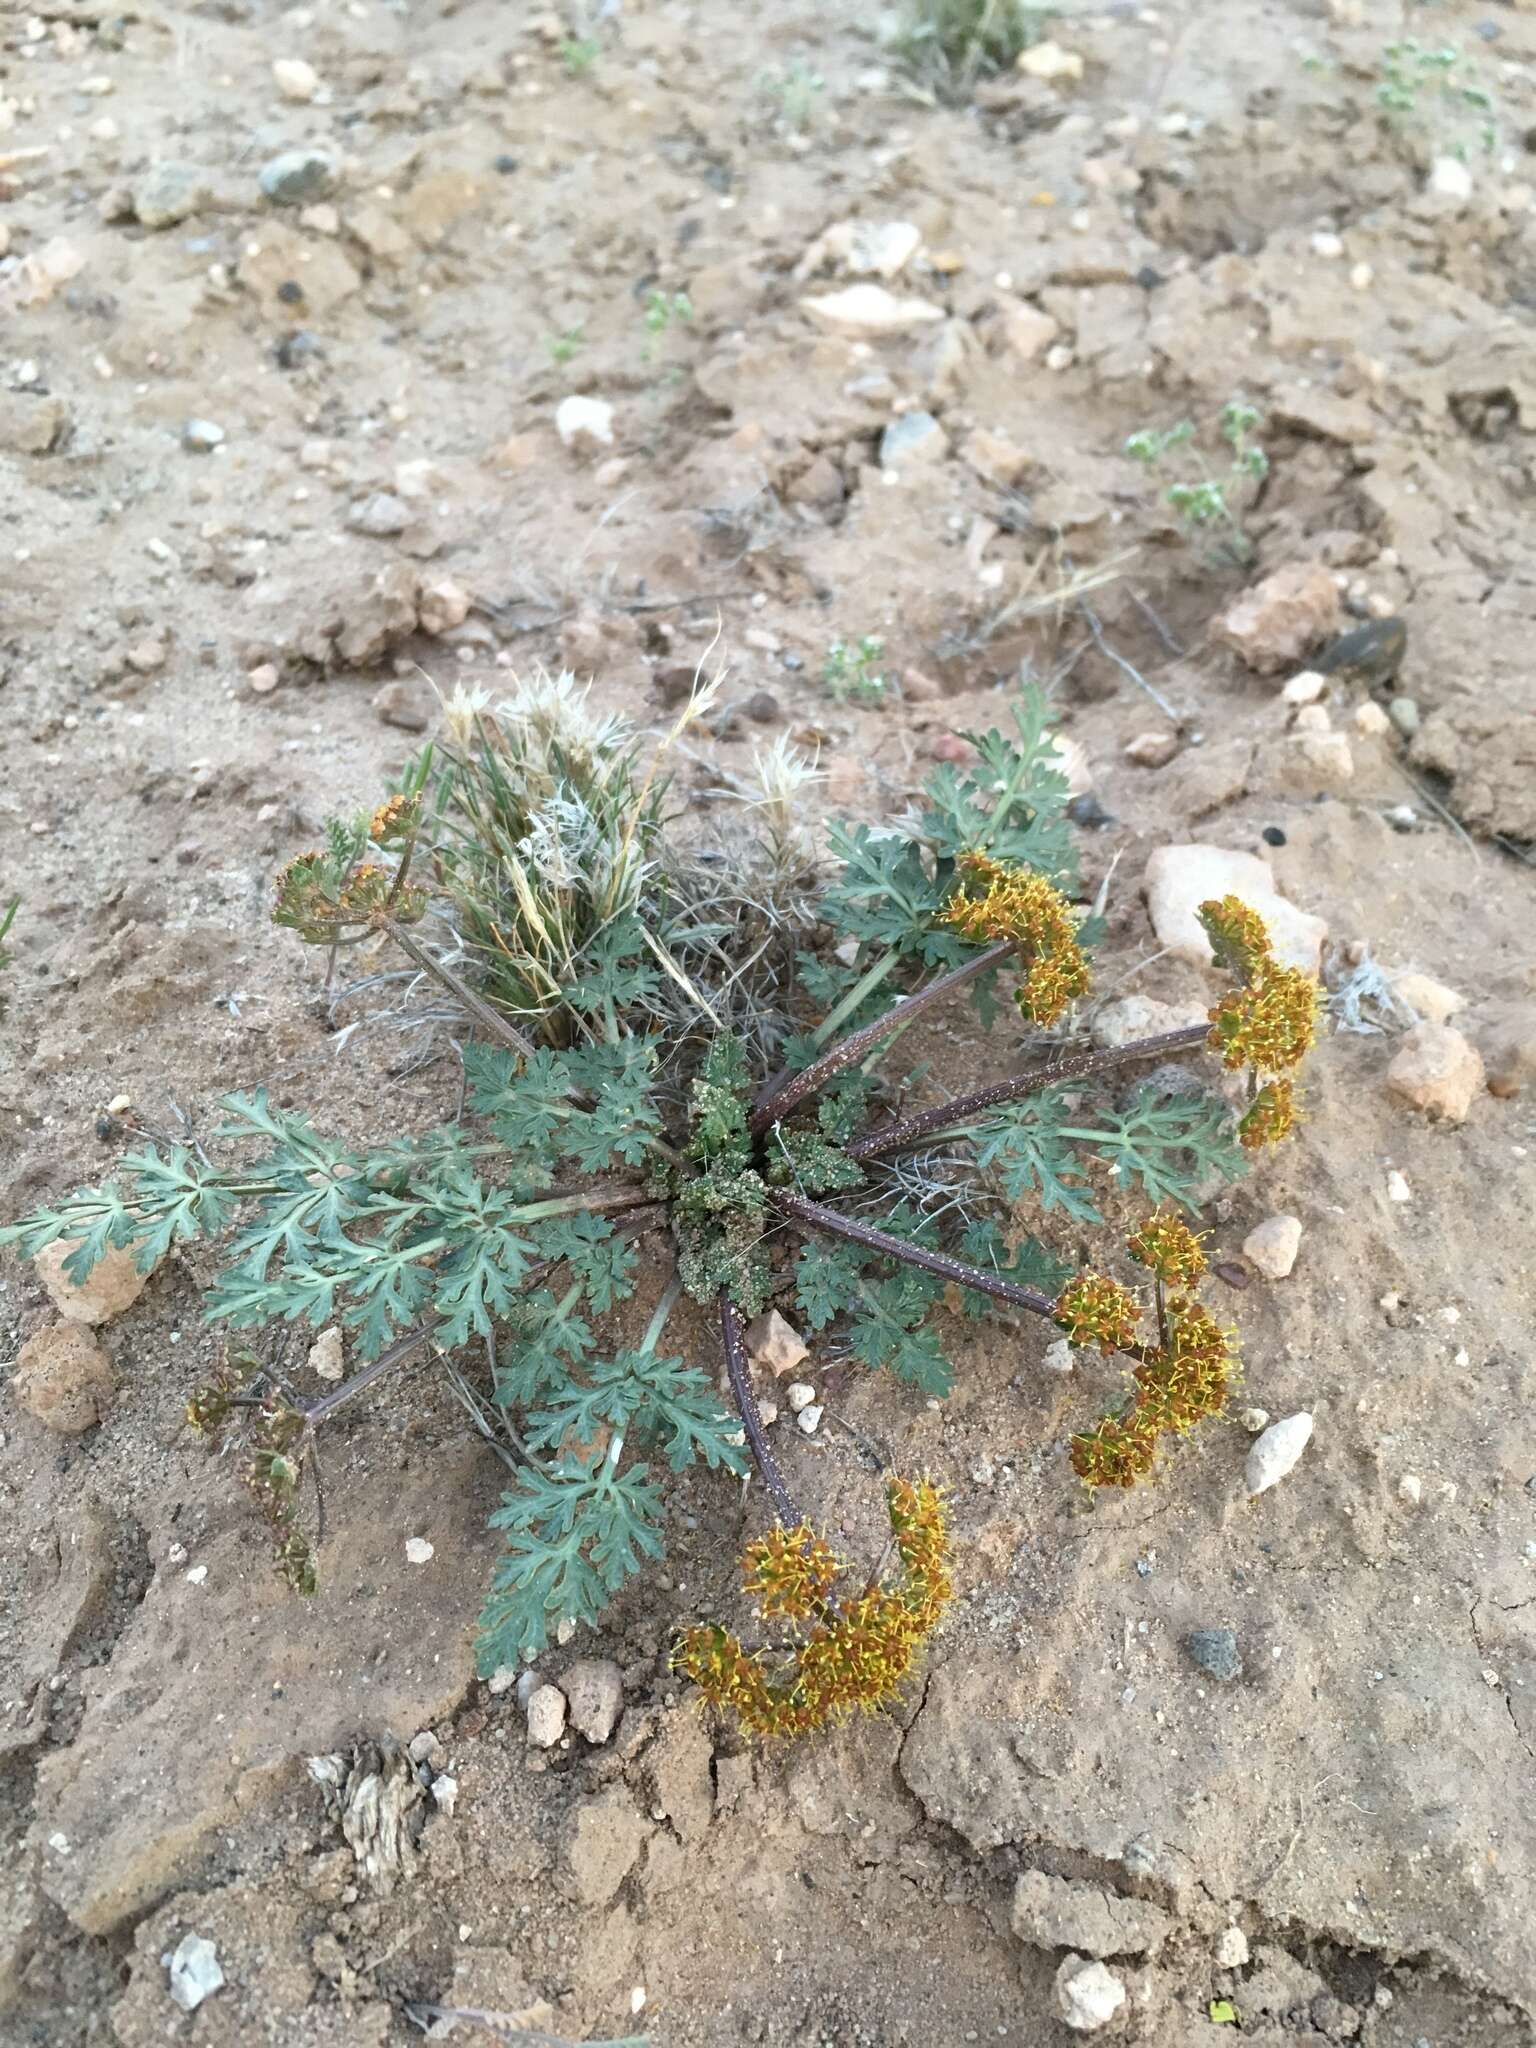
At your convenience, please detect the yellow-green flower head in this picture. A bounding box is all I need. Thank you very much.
[1127,1212,1208,1287]
[1054,1271,1141,1355]
[941,852,1090,1027]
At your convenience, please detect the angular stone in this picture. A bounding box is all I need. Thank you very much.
[1143,843,1326,975]
[1011,1870,1171,1957]
[745,1308,808,1377]
[34,1240,155,1326]
[1386,1022,1484,1122]
[557,1788,649,1907]
[9,1323,114,1433]
[562,1659,624,1745]
[799,284,944,337]
[1243,1213,1302,1280]
[1213,562,1342,675]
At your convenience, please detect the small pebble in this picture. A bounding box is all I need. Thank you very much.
[272,56,320,101]
[1245,1412,1314,1496]
[165,1934,224,2013]
[1386,1169,1412,1203]
[1184,1626,1243,1683]
[259,148,338,205]
[1055,1955,1126,2034]
[1240,1407,1270,1433]
[786,1382,816,1412]
[1398,1473,1422,1505]
[405,1537,434,1564]
[430,1772,458,1816]
[1215,1926,1250,1968]
[181,418,225,453]
[1040,1337,1075,1376]
[796,1404,823,1435]
[1243,1213,1302,1281]
[1387,695,1420,739]
[525,1684,567,1748]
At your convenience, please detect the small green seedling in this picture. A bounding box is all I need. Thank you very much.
[760,61,826,133]
[1125,403,1269,567]
[1376,39,1496,159]
[894,0,1048,102]
[0,896,17,1020]
[560,36,601,77]
[823,635,890,707]
[546,324,585,366]
[640,290,693,365]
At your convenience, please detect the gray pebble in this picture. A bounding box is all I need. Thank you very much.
[260,148,338,206]
[1387,695,1420,739]
[182,418,225,453]
[1184,1627,1243,1683]
[745,689,781,723]
[348,491,412,537]
[133,161,210,230]
[878,409,947,468]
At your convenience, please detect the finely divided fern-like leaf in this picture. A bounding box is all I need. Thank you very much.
[526,1351,746,1475]
[493,1286,595,1406]
[477,1452,666,1669]
[533,1212,637,1314]
[795,1238,866,1332]
[956,1218,1073,1316]
[1070,1086,1246,1211]
[972,1085,1102,1223]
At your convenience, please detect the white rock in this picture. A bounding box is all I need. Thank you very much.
[1243,1213,1302,1281]
[1430,155,1474,202]
[1292,702,1331,735]
[746,1308,808,1377]
[514,1668,543,1710]
[272,57,320,100]
[799,283,944,337]
[486,1663,518,1696]
[430,1773,458,1816]
[307,1325,344,1381]
[1386,1169,1412,1203]
[1288,729,1354,788]
[1044,343,1076,372]
[796,1404,823,1435]
[1018,38,1084,83]
[1398,1473,1422,1505]
[1354,701,1391,737]
[166,1933,224,2012]
[786,1381,816,1412]
[418,575,471,636]
[1282,670,1327,705]
[1054,1954,1126,2033]
[404,1537,435,1564]
[1350,261,1374,291]
[555,395,615,450]
[525,1683,567,1748]
[1215,1926,1250,1968]
[1144,843,1326,975]
[1245,1412,1314,1497]
[1310,230,1344,258]
[1045,732,1092,796]
[1390,972,1467,1028]
[1041,1338,1075,1376]
[798,218,922,280]
[1240,1407,1270,1433]
[1000,298,1060,362]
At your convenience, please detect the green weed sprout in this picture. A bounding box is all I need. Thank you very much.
[759,62,826,134]
[1,679,1317,1706]
[823,635,889,706]
[640,289,693,365]
[560,36,601,78]
[1125,402,1269,567]
[546,324,584,366]
[0,895,17,1020]
[1377,39,1497,160]
[894,0,1048,101]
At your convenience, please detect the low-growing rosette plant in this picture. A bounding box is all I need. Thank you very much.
[1,673,1316,1735]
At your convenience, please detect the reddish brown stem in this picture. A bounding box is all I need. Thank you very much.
[773,1189,1059,1318]
[750,940,1013,1136]
[718,1289,799,1526]
[844,1023,1211,1161]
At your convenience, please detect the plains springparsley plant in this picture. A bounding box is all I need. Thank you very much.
[2,674,1317,1734]
[1125,403,1270,567]
[823,634,889,707]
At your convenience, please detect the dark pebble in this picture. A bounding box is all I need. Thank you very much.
[652,663,698,706]
[1184,1627,1243,1683]
[745,690,780,723]
[493,154,519,174]
[276,280,305,305]
[1262,825,1286,847]
[1067,793,1114,829]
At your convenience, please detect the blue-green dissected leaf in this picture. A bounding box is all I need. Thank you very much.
[1069,1086,1246,1211]
[845,1276,953,1397]
[795,1238,867,1332]
[477,1451,666,1668]
[527,1351,745,1475]
[972,1085,1101,1223]
[533,1211,637,1313]
[494,1287,595,1406]
[957,1218,1073,1317]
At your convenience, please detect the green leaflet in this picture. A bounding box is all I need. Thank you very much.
[477,1451,666,1668]
[526,1350,746,1475]
[957,1219,1072,1317]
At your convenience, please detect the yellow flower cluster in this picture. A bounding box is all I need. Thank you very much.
[1054,1271,1140,1355]
[1064,1228,1240,1490]
[941,853,1090,1027]
[673,1478,951,1739]
[1127,1212,1208,1288]
[1198,895,1318,1150]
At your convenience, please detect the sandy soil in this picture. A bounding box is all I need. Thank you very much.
[3,1,1536,2043]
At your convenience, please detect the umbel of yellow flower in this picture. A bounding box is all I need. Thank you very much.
[1197,895,1318,1150]
[941,852,1090,1027]
[674,1477,952,1739]
[1060,1223,1241,1490]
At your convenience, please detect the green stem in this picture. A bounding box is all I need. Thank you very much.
[812,948,901,1048]
[639,1274,683,1357]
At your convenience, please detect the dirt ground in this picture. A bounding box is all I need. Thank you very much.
[3,0,1536,2042]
